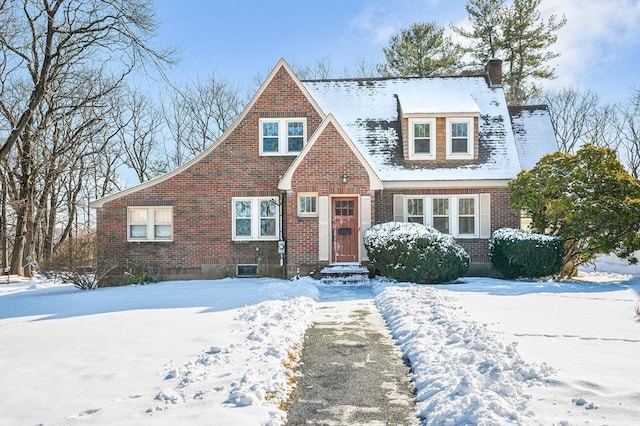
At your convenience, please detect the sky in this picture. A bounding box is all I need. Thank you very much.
[149,0,640,104]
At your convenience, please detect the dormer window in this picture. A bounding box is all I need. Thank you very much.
[408,118,435,160]
[259,118,307,155]
[446,117,474,159]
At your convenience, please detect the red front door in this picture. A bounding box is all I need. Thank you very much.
[332,197,358,263]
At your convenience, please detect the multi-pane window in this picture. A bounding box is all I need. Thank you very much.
[298,193,318,217]
[260,200,277,237]
[409,118,435,159]
[446,117,474,159]
[288,121,304,152]
[232,197,279,240]
[432,198,450,234]
[259,118,306,155]
[407,198,424,223]
[458,197,476,235]
[261,122,279,153]
[234,200,252,237]
[399,196,478,238]
[127,207,173,242]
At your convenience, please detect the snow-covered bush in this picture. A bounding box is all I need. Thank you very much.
[490,228,563,279]
[364,222,470,284]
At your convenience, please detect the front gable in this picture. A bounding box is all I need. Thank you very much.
[278,114,382,193]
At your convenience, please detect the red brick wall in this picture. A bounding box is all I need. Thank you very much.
[97,67,323,282]
[376,186,519,262]
[286,121,374,275]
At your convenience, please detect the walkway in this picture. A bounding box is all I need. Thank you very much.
[286,289,418,425]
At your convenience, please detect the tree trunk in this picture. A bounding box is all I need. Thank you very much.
[1,182,8,272]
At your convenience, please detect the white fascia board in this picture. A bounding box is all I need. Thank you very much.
[382,179,511,189]
[91,58,325,209]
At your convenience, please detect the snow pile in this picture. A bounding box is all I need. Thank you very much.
[579,250,640,277]
[151,297,315,420]
[376,285,553,425]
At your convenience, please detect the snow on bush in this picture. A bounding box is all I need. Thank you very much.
[490,228,563,279]
[376,285,553,425]
[364,222,470,283]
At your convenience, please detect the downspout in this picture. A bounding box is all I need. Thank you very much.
[279,191,287,279]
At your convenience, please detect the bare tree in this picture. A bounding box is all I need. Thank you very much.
[617,89,640,178]
[114,87,162,183]
[544,88,602,152]
[162,74,244,166]
[0,0,173,275]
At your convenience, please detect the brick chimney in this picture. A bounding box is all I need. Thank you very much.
[485,59,503,87]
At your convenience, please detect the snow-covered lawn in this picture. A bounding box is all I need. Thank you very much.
[1,262,638,425]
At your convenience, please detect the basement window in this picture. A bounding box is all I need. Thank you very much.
[236,264,258,277]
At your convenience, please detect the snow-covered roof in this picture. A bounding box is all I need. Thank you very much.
[509,106,559,170]
[398,89,481,115]
[302,76,523,183]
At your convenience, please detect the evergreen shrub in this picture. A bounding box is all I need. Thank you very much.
[364,222,470,284]
[490,228,563,278]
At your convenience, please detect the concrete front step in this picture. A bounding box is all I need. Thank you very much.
[319,263,370,284]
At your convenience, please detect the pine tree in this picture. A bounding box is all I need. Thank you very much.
[456,0,566,105]
[377,22,463,77]
[502,0,566,104]
[454,0,505,66]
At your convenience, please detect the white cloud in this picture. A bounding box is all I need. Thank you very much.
[349,0,454,46]
[350,3,400,45]
[539,0,640,91]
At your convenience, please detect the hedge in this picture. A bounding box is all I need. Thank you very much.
[364,222,470,284]
[490,228,563,278]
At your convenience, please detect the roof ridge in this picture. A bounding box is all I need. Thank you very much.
[302,73,485,84]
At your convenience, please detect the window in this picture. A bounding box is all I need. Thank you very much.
[458,197,476,235]
[432,198,449,234]
[259,118,307,155]
[127,207,173,242]
[408,118,436,159]
[398,195,478,238]
[298,193,318,217]
[232,197,279,240]
[446,117,475,159]
[407,198,424,223]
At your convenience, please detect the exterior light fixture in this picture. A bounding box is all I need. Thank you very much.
[342,174,348,183]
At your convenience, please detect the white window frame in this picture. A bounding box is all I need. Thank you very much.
[127,206,173,242]
[446,117,475,159]
[431,197,450,234]
[259,117,307,156]
[232,197,279,241]
[408,118,436,160]
[401,195,479,238]
[406,197,426,223]
[298,193,318,217]
[456,196,478,237]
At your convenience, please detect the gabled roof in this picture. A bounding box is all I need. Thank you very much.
[91,58,325,208]
[302,75,523,183]
[278,114,383,191]
[509,105,558,170]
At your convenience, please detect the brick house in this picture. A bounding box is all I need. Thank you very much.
[90,58,557,282]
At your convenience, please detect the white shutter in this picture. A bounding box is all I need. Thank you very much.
[360,196,372,261]
[479,193,491,238]
[393,194,404,222]
[318,196,330,261]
